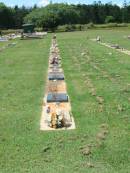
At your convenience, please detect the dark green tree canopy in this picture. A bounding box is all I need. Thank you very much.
[0,2,130,29]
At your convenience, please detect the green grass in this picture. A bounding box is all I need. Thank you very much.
[86,29,130,49]
[0,42,8,48]
[0,30,130,173]
[0,39,17,50]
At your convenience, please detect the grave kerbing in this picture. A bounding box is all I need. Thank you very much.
[40,35,75,131]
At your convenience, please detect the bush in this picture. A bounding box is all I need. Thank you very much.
[75,24,84,31]
[1,29,22,35]
[56,25,65,32]
[56,22,128,32]
[107,23,118,27]
[105,16,115,23]
[86,22,95,29]
[95,23,128,29]
[57,24,89,32]
[57,24,76,32]
[34,27,43,32]
[117,23,128,27]
[64,25,74,32]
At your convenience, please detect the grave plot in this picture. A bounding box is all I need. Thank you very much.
[47,93,68,102]
[49,64,62,69]
[40,36,75,131]
[91,39,130,56]
[48,72,64,80]
[49,67,63,73]
[0,42,17,52]
[47,80,66,93]
[0,37,8,42]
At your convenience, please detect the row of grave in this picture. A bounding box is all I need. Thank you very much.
[3,33,73,130]
[91,38,130,56]
[47,36,68,102]
[0,34,20,42]
[40,35,75,130]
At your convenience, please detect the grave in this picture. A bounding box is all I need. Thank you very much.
[49,67,63,73]
[0,37,8,42]
[47,93,68,102]
[110,44,120,49]
[48,72,64,80]
[49,72,64,74]
[49,64,61,69]
[48,80,66,93]
[51,68,61,72]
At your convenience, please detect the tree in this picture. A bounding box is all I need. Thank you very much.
[122,0,128,22]
[0,2,130,29]
[0,3,14,28]
[105,16,115,23]
[24,4,80,30]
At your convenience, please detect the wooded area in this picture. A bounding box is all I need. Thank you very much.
[0,2,130,30]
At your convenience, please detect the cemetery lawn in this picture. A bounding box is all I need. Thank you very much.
[0,29,130,173]
[0,39,16,48]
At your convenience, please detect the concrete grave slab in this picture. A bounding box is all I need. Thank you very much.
[47,93,68,102]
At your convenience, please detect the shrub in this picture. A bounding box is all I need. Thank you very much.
[75,24,83,31]
[34,27,43,32]
[105,16,115,23]
[86,22,95,29]
[57,24,76,32]
[1,29,22,35]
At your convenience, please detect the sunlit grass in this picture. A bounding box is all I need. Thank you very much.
[0,30,129,173]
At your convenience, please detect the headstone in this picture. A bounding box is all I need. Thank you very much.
[47,93,68,102]
[111,44,120,49]
[0,37,8,42]
[48,72,64,80]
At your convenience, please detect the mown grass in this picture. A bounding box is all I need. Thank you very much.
[85,29,130,49]
[0,30,130,173]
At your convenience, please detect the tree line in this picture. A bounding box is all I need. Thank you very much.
[0,3,34,29]
[0,2,130,30]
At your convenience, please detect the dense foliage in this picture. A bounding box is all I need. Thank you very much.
[0,3,32,29]
[1,2,130,30]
